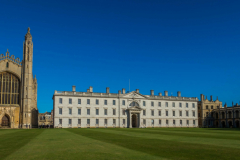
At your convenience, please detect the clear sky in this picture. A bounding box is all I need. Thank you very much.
[1,0,240,112]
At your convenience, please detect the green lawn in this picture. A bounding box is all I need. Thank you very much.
[0,128,240,160]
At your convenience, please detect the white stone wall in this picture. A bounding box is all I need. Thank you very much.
[53,93,198,128]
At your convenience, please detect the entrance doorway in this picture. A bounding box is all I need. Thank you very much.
[132,114,137,128]
[221,121,225,128]
[228,121,232,128]
[2,115,10,127]
[236,121,239,128]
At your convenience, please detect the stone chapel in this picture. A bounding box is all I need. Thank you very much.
[0,28,38,128]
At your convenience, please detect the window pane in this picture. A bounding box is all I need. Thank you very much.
[122,109,125,115]
[59,108,62,114]
[59,98,62,104]
[151,101,154,106]
[59,119,62,124]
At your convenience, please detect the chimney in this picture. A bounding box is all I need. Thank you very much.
[106,87,110,94]
[210,95,213,101]
[236,103,238,106]
[89,86,93,92]
[164,91,168,96]
[72,85,76,92]
[177,91,181,97]
[122,88,125,94]
[136,89,139,93]
[150,90,154,96]
[118,90,121,94]
[159,93,162,96]
[200,94,204,101]
[87,89,90,93]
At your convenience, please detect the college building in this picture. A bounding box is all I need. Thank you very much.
[53,86,198,128]
[0,28,38,128]
[198,94,240,128]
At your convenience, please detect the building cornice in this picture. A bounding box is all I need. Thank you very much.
[53,91,198,102]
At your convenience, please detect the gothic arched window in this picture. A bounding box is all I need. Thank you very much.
[0,72,20,104]
[6,62,9,68]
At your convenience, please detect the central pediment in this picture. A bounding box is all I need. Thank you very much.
[123,91,146,99]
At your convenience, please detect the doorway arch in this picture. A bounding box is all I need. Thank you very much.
[228,121,232,128]
[236,121,239,128]
[132,114,137,128]
[221,121,225,128]
[2,114,10,127]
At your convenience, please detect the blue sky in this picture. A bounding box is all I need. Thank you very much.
[1,0,240,112]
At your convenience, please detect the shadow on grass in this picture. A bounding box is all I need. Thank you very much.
[67,129,239,160]
[0,129,44,159]
[121,128,240,140]
[207,128,240,131]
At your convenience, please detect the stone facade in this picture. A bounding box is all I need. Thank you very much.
[0,28,38,128]
[212,103,240,128]
[38,112,53,127]
[198,94,222,127]
[53,86,198,128]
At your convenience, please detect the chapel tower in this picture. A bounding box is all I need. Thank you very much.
[21,28,37,128]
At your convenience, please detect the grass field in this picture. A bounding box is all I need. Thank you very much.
[0,128,240,160]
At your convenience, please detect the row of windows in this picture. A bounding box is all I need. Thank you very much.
[205,105,220,109]
[59,119,196,125]
[59,118,120,125]
[59,98,195,108]
[149,110,195,117]
[152,119,196,125]
[59,108,117,116]
[59,108,195,117]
